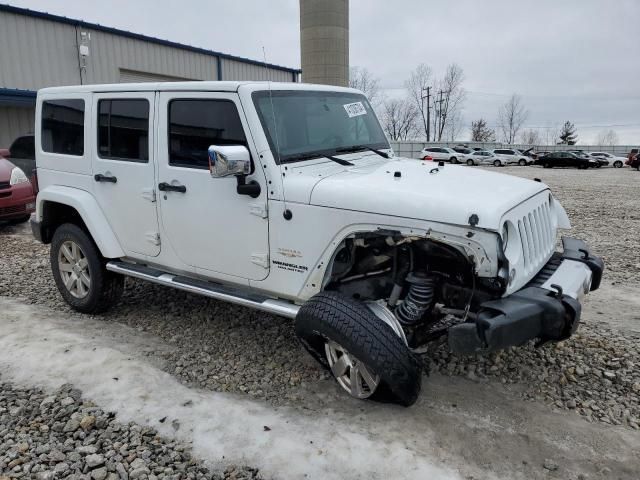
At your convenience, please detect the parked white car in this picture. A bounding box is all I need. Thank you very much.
[419,146,467,164]
[489,148,531,166]
[588,152,626,168]
[465,150,501,166]
[31,81,604,406]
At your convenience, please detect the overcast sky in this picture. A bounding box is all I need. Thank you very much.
[9,0,640,143]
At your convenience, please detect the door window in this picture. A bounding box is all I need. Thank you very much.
[98,99,150,162]
[168,99,247,169]
[41,99,85,156]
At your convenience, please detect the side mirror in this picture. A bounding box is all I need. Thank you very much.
[208,145,251,178]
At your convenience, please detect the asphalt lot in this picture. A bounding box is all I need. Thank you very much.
[0,165,639,479]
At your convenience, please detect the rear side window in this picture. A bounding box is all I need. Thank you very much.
[98,99,150,162]
[168,99,247,169]
[41,99,85,156]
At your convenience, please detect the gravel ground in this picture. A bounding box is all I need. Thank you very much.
[0,380,262,480]
[0,166,639,431]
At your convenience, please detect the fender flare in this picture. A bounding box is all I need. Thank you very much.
[35,186,125,258]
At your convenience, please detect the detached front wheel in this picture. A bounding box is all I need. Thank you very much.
[295,291,422,406]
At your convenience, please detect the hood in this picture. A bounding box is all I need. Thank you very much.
[283,156,548,230]
[0,158,16,182]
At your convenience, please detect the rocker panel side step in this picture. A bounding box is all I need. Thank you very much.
[106,261,300,319]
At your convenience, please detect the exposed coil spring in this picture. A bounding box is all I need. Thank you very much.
[395,276,436,326]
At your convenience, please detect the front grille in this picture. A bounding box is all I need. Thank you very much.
[526,252,563,288]
[517,198,556,275]
[0,204,26,216]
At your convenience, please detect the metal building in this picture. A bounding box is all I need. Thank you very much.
[0,4,301,147]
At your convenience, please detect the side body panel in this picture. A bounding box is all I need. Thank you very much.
[34,185,125,258]
[250,200,499,302]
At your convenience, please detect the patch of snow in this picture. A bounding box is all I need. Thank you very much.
[0,298,461,480]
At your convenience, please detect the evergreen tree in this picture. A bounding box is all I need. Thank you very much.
[559,121,578,145]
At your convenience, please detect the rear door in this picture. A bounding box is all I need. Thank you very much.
[91,92,160,257]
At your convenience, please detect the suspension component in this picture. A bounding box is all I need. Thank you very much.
[395,273,436,326]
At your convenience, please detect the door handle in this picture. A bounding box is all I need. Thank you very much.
[158,182,187,193]
[94,173,117,183]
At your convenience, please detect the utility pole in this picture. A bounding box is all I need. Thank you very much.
[435,90,445,141]
[420,86,432,142]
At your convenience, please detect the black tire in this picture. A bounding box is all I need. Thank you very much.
[466,159,474,166]
[50,223,124,314]
[450,156,458,164]
[295,291,422,406]
[493,159,501,167]
[518,159,527,166]
[614,161,623,168]
[543,163,552,168]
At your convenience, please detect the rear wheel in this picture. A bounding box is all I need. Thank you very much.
[493,159,501,167]
[51,223,124,313]
[543,163,552,168]
[295,291,422,406]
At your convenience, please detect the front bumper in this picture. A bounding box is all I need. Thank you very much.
[448,237,604,355]
[0,182,35,220]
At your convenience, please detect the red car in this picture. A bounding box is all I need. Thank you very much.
[0,156,36,224]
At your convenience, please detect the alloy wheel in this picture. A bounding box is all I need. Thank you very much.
[325,340,381,399]
[57,240,91,298]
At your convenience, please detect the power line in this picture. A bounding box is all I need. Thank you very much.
[486,122,640,129]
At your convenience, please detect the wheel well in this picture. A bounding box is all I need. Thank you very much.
[39,201,88,243]
[323,232,476,303]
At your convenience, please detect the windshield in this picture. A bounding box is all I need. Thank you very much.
[252,90,389,164]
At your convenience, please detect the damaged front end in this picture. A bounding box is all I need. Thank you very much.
[448,237,604,354]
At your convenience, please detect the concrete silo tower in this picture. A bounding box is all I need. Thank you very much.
[299,0,349,87]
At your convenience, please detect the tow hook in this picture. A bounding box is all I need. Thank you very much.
[549,284,563,298]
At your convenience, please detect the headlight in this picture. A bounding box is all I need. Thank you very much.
[501,223,509,250]
[9,167,29,186]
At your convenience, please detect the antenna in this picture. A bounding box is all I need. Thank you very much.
[262,46,289,215]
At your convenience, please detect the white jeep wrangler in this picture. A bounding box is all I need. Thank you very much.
[31,82,603,406]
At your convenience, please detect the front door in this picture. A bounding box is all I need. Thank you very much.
[91,92,160,257]
[156,92,269,281]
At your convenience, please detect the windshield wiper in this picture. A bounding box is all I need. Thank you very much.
[287,152,353,166]
[335,145,390,159]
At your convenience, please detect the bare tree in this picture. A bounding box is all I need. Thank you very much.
[349,66,382,107]
[433,64,466,141]
[519,129,541,145]
[497,94,528,144]
[443,110,464,142]
[542,124,561,145]
[381,97,419,141]
[404,63,433,141]
[470,118,495,142]
[596,129,619,146]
